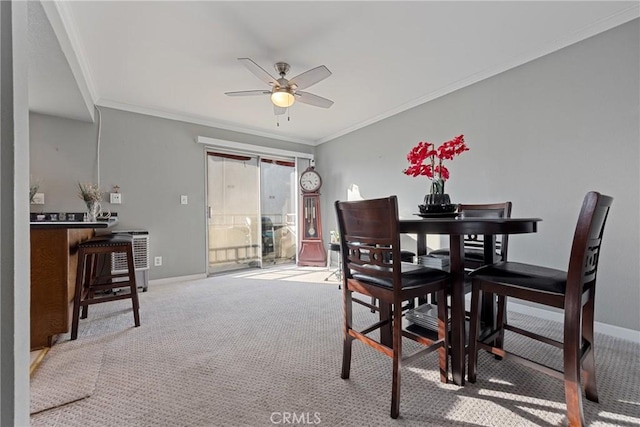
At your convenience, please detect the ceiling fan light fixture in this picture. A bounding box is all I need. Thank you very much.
[271,89,295,108]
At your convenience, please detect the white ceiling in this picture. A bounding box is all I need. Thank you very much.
[28,1,639,146]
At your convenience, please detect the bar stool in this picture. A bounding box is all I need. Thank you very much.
[71,234,141,340]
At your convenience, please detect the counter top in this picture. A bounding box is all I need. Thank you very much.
[30,218,118,229]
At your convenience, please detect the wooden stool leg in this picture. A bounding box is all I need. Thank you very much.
[71,248,86,340]
[126,247,141,327]
[81,253,97,319]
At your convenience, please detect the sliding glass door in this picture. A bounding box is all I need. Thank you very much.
[207,153,260,274]
[207,152,297,275]
[260,159,296,266]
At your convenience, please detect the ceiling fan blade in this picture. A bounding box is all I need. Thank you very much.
[274,105,286,116]
[238,58,278,87]
[225,90,271,97]
[289,65,331,90]
[295,91,334,108]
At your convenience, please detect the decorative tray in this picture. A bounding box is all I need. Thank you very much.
[414,212,459,218]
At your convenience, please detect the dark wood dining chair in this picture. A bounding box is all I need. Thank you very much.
[467,191,613,427]
[335,196,449,419]
[429,201,513,271]
[426,202,512,314]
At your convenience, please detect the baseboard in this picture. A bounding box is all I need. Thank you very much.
[30,347,49,377]
[148,273,207,286]
[509,301,640,344]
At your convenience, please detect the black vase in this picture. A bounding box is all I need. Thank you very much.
[423,192,451,206]
[419,193,455,214]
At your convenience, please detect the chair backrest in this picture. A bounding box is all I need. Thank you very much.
[566,192,613,303]
[458,202,512,262]
[334,196,402,293]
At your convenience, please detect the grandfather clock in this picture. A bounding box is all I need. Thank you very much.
[298,166,327,266]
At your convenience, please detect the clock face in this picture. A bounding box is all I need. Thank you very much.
[300,169,322,192]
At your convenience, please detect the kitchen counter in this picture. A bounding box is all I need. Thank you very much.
[30,218,118,229]
[30,217,118,349]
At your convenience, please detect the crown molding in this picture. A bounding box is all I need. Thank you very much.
[95,99,316,146]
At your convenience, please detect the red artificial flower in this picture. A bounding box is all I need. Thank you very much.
[403,134,467,182]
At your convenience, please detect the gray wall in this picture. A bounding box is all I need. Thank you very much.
[1,1,31,424]
[316,20,640,331]
[29,108,313,279]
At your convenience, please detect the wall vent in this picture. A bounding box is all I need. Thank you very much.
[112,234,150,271]
[110,231,150,291]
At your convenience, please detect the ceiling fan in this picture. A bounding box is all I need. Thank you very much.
[225,58,334,116]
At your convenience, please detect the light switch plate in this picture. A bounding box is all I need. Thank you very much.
[110,193,122,204]
[180,195,188,205]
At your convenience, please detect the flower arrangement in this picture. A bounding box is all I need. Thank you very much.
[403,134,468,194]
[77,182,103,204]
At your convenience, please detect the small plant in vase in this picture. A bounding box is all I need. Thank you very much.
[78,182,103,221]
[403,134,468,214]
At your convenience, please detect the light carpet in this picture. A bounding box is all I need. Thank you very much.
[30,267,640,426]
[30,337,105,414]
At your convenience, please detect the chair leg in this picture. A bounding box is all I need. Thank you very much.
[390,300,402,419]
[437,288,449,383]
[582,294,599,403]
[494,295,506,360]
[467,283,482,383]
[341,290,353,380]
[370,296,376,313]
[564,315,585,427]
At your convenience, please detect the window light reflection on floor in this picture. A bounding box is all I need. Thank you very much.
[487,377,514,386]
[597,411,640,424]
[477,389,565,409]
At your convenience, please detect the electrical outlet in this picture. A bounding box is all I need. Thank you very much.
[154,256,162,266]
[110,193,122,204]
[31,192,45,205]
[180,195,188,205]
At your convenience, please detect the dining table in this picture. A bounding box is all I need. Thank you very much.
[389,215,541,385]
